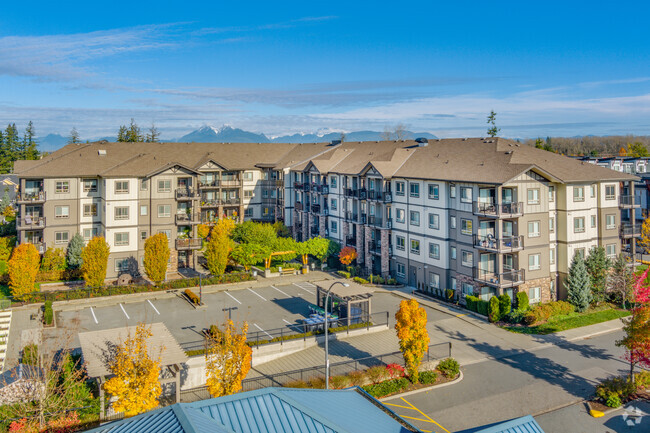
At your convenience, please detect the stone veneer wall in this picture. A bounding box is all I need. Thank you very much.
[518,277,553,304]
[319,215,327,237]
[364,226,372,273]
[168,250,179,273]
[380,229,390,277]
[355,223,364,265]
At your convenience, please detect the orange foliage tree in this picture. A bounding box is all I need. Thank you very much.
[197,223,211,239]
[339,246,357,266]
[103,323,162,417]
[205,320,252,397]
[80,236,110,287]
[8,243,40,299]
[144,233,170,285]
[395,299,430,383]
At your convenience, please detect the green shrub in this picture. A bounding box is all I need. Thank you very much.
[595,377,635,406]
[386,278,398,285]
[635,370,650,390]
[547,301,574,316]
[476,300,489,316]
[184,289,200,305]
[22,344,38,365]
[366,365,389,384]
[330,375,352,389]
[505,308,528,324]
[516,291,529,310]
[43,300,53,325]
[488,296,501,322]
[353,277,369,284]
[498,294,512,318]
[606,394,622,408]
[337,271,351,278]
[465,295,479,312]
[437,358,460,378]
[419,370,438,385]
[362,377,410,398]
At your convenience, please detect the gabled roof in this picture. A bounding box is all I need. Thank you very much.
[455,415,545,433]
[85,387,420,433]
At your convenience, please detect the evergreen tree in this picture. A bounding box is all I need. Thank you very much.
[23,121,39,160]
[145,123,160,142]
[66,233,85,269]
[68,127,80,144]
[0,188,10,212]
[584,246,611,303]
[116,125,128,142]
[566,254,592,312]
[117,119,143,142]
[1,124,20,173]
[486,110,500,137]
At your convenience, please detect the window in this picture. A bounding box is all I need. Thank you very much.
[83,179,97,192]
[262,190,269,199]
[140,205,148,216]
[529,287,541,304]
[605,185,616,200]
[460,219,472,235]
[410,211,420,226]
[429,243,440,259]
[331,198,337,211]
[243,171,253,181]
[606,244,616,258]
[244,190,253,198]
[410,239,420,254]
[450,246,457,260]
[450,185,456,198]
[460,187,472,203]
[140,231,148,240]
[396,236,405,250]
[549,217,554,233]
[331,221,338,234]
[549,186,555,202]
[606,214,616,229]
[428,184,439,200]
[528,253,541,271]
[330,176,337,188]
[591,215,597,228]
[157,179,171,192]
[428,213,439,229]
[574,248,585,259]
[590,184,596,198]
[114,232,129,246]
[158,229,171,240]
[396,182,405,196]
[527,188,540,205]
[461,282,473,295]
[550,248,555,265]
[574,217,585,233]
[573,186,584,202]
[452,277,458,291]
[83,227,98,240]
[461,251,473,267]
[396,209,405,223]
[409,183,420,198]
[55,231,69,244]
[244,208,253,217]
[55,181,69,193]
[115,181,129,194]
[140,179,148,190]
[158,205,171,218]
[115,258,130,273]
[81,203,97,218]
[55,205,69,218]
[263,207,270,216]
[430,273,440,289]
[115,206,129,220]
[450,216,456,229]
[397,263,406,277]
[528,221,540,237]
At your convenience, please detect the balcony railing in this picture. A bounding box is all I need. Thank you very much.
[360,213,367,224]
[303,184,311,192]
[619,195,639,208]
[346,211,358,221]
[175,213,199,225]
[346,236,356,246]
[473,201,524,218]
[473,234,524,253]
[18,216,46,229]
[368,240,382,254]
[200,199,220,208]
[383,193,392,203]
[295,202,303,211]
[311,204,321,213]
[175,189,200,200]
[221,198,240,206]
[175,238,202,250]
[620,223,641,238]
[358,189,367,200]
[344,188,357,197]
[310,226,320,236]
[199,180,220,188]
[17,191,46,203]
[367,190,382,201]
[220,180,242,188]
[368,215,384,227]
[261,180,283,188]
[474,268,525,288]
[321,186,329,195]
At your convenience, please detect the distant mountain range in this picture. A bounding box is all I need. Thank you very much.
[37,125,438,152]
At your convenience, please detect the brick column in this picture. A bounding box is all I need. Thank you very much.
[356,223,364,265]
[380,228,390,278]
[364,226,372,274]
[320,215,327,237]
[341,220,348,243]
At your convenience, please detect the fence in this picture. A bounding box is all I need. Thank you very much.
[179,342,452,403]
[180,311,390,354]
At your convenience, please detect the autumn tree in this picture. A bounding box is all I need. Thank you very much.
[395,299,430,383]
[212,216,237,239]
[339,246,357,266]
[205,320,252,397]
[66,233,84,269]
[80,236,110,287]
[639,216,650,253]
[144,233,170,285]
[231,243,269,271]
[627,142,650,158]
[103,323,162,417]
[231,221,276,248]
[40,247,66,272]
[618,146,627,156]
[197,223,211,239]
[486,110,500,137]
[204,230,233,275]
[8,243,40,299]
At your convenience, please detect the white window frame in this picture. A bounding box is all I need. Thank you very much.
[55,205,69,219]
[528,253,541,271]
[396,182,405,196]
[574,217,585,233]
[55,231,69,244]
[428,213,440,230]
[115,181,129,194]
[410,210,420,226]
[430,273,440,289]
[140,205,148,216]
[550,248,555,265]
[83,203,97,217]
[529,287,541,304]
[114,232,129,246]
[158,179,171,193]
[549,217,554,233]
[428,184,439,200]
[451,246,457,260]
[397,263,406,277]
[396,236,405,251]
[605,185,616,200]
[409,183,420,198]
[573,186,584,202]
[528,221,540,238]
[115,206,129,220]
[461,251,473,267]
[450,216,456,229]
[83,228,99,241]
[83,179,97,192]
[460,187,472,203]
[460,219,472,235]
[429,243,440,259]
[410,239,420,254]
[55,181,69,194]
[606,214,616,229]
[606,244,616,258]
[158,204,171,218]
[548,185,555,202]
[396,208,405,223]
[527,188,540,205]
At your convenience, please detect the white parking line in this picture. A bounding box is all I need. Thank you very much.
[271,285,291,297]
[302,282,317,288]
[89,307,98,324]
[119,303,130,320]
[282,319,293,325]
[147,299,160,315]
[247,288,267,301]
[293,283,315,295]
[225,291,242,304]
[253,323,273,339]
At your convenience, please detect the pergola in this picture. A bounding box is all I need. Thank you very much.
[78,322,188,420]
[314,280,374,326]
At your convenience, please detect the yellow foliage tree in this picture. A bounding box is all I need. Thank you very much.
[197,223,211,239]
[144,233,170,285]
[204,230,233,276]
[639,216,650,253]
[395,299,430,383]
[213,217,236,239]
[8,243,40,299]
[81,236,110,287]
[205,320,252,397]
[103,323,162,417]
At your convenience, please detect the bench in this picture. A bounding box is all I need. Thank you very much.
[280,268,296,276]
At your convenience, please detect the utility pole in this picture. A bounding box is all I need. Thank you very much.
[222,306,238,321]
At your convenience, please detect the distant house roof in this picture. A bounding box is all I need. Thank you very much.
[456,415,545,433]
[313,280,375,300]
[84,387,420,433]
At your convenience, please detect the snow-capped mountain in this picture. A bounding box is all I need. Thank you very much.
[178,125,270,143]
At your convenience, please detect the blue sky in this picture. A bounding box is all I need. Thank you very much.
[1,0,649,140]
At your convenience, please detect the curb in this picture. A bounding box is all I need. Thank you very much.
[380,370,464,401]
[381,288,489,323]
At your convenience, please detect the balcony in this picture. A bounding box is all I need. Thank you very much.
[367,190,382,201]
[18,216,46,229]
[200,199,220,208]
[175,238,202,250]
[368,215,384,227]
[346,235,356,246]
[303,184,310,192]
[474,234,524,253]
[360,213,367,224]
[383,193,392,203]
[346,211,358,221]
[220,179,241,188]
[619,195,640,208]
[620,223,641,238]
[310,226,320,236]
[25,241,46,254]
[474,268,525,288]
[358,189,367,200]
[344,188,357,197]
[311,204,321,213]
[221,198,241,206]
[199,180,220,189]
[176,189,200,200]
[473,201,524,218]
[293,181,303,189]
[368,240,382,255]
[175,213,199,225]
[261,179,283,188]
[295,202,303,211]
[321,185,329,195]
[17,191,46,204]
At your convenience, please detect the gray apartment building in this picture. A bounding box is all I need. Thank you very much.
[14,138,638,303]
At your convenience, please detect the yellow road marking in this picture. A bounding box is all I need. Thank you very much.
[455,313,468,317]
[400,415,434,423]
[400,397,451,433]
[383,402,415,410]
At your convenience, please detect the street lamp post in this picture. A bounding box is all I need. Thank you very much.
[325,281,349,389]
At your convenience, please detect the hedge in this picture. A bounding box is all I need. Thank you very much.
[465,295,489,316]
[43,300,53,325]
[184,289,200,305]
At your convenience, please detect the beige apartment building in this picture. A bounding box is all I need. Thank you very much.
[14,138,638,303]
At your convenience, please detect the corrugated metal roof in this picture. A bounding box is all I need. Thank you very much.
[456,415,545,433]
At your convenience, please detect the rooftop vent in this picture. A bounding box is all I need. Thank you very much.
[415,137,429,147]
[98,149,107,156]
[505,151,512,155]
[463,138,468,141]
[330,140,341,146]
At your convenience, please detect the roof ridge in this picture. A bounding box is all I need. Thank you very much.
[271,388,354,433]
[175,405,234,433]
[99,152,149,176]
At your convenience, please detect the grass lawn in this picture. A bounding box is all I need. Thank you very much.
[504,307,630,335]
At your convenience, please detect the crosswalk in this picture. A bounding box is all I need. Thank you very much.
[0,309,12,371]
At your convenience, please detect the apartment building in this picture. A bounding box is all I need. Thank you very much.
[288,138,637,303]
[13,141,331,278]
